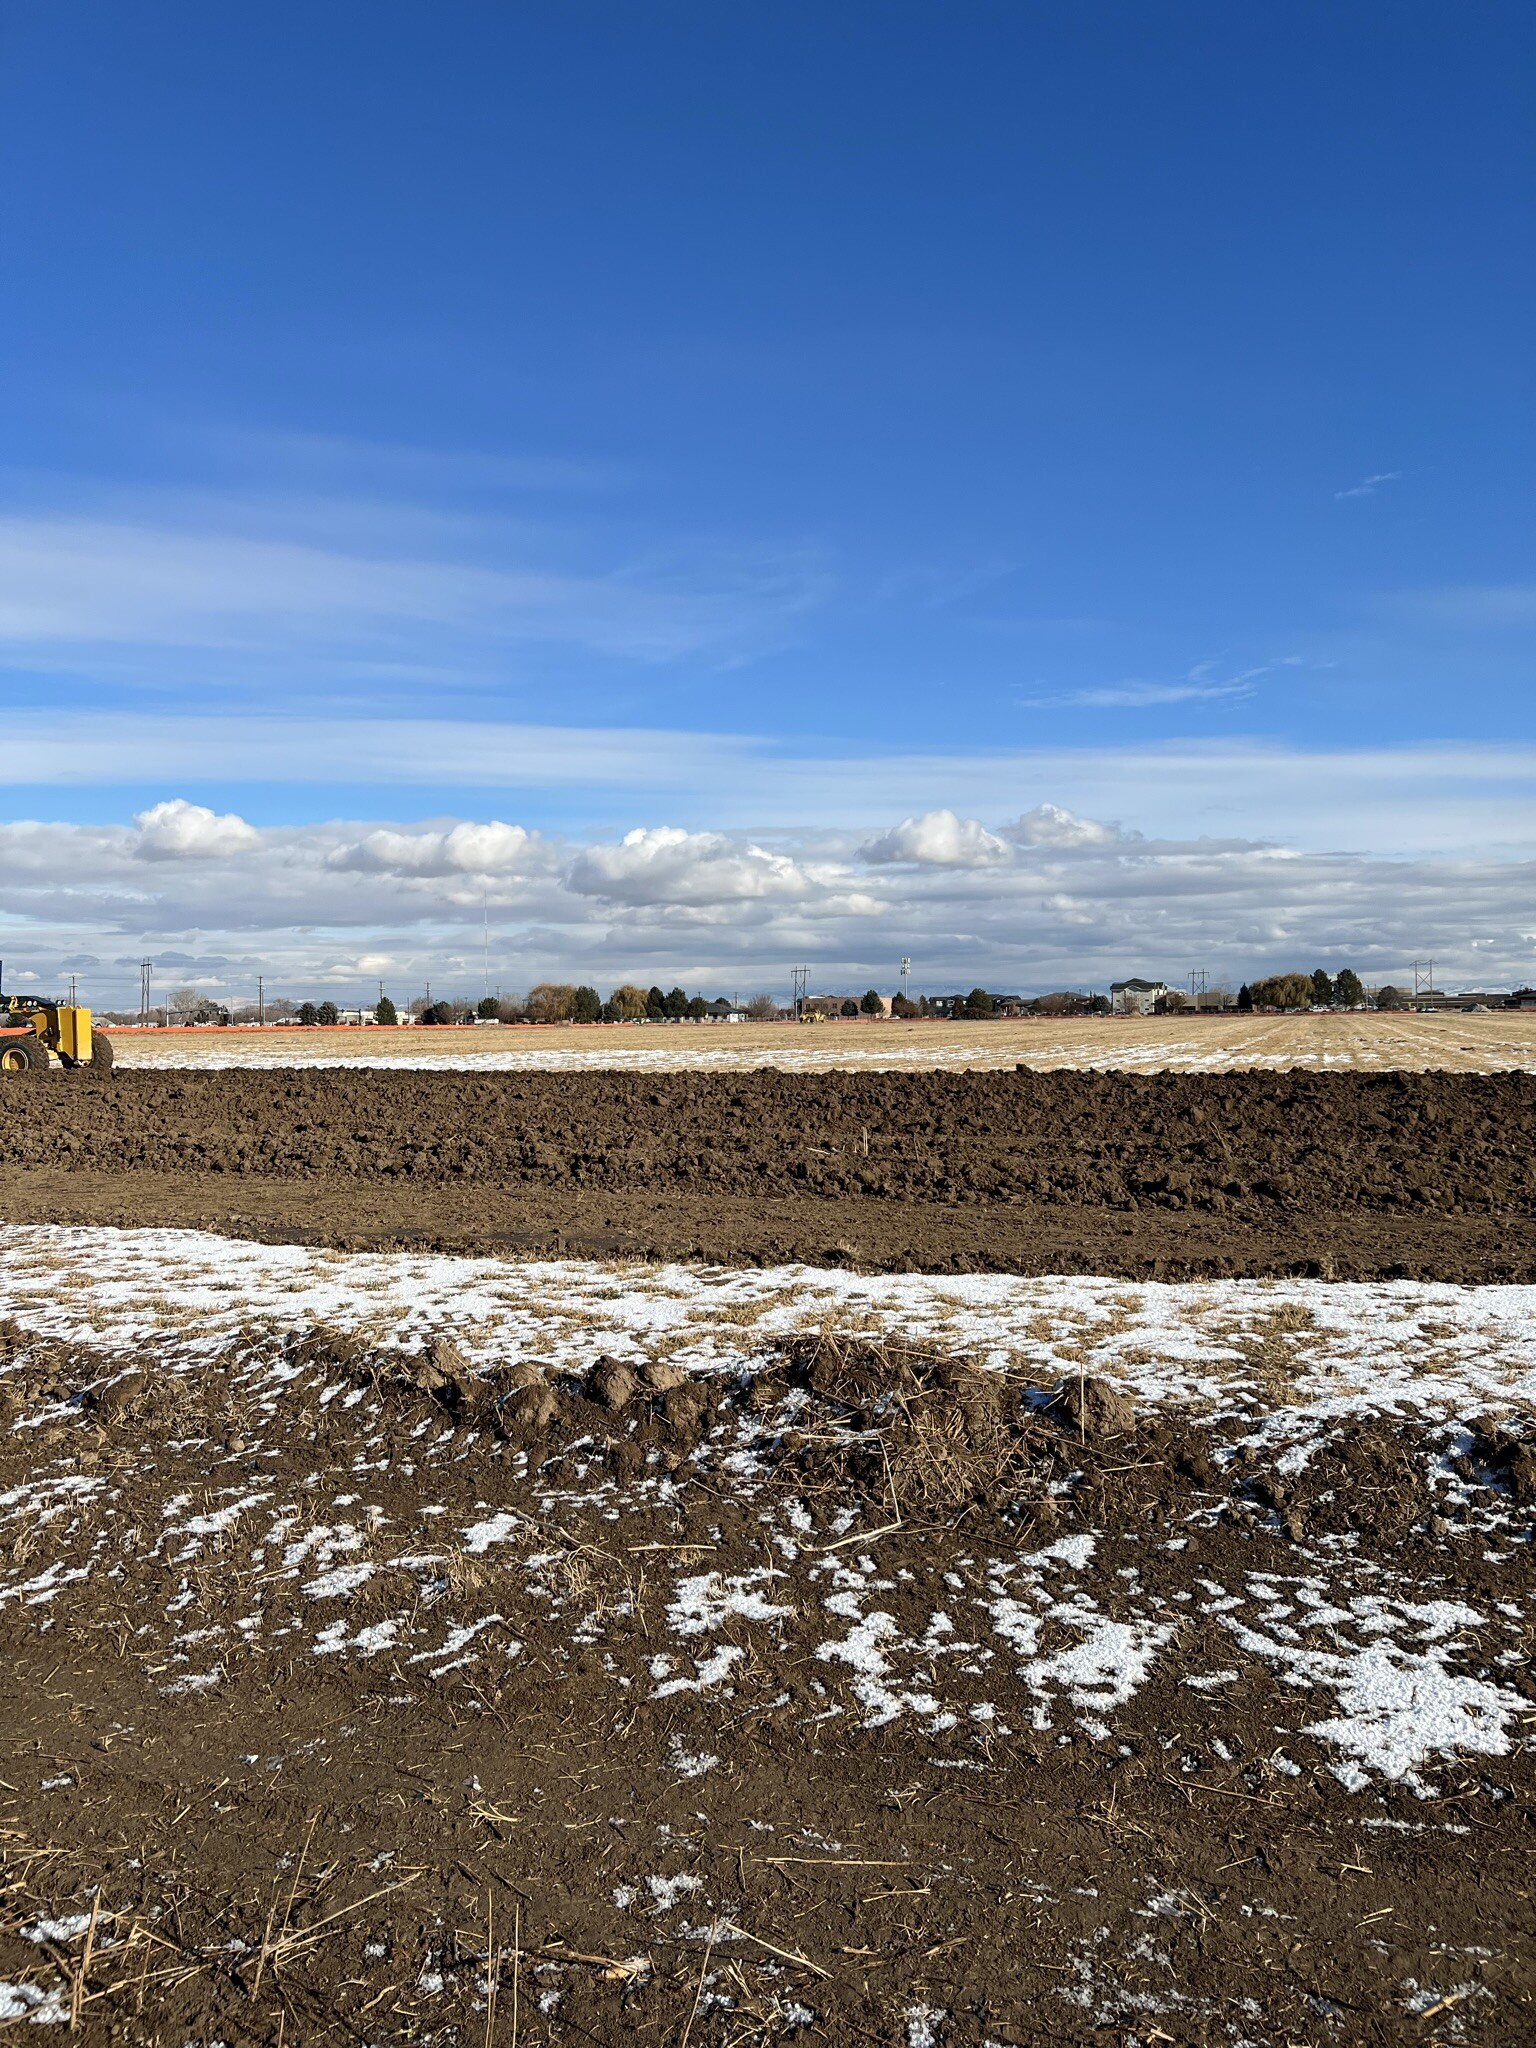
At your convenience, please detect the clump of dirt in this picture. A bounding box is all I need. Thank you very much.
[1,1321,1531,2042]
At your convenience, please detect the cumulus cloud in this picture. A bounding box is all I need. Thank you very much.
[858,809,1012,867]
[568,826,814,905]
[132,798,260,861]
[1003,803,1125,849]
[5,784,1536,1009]
[327,820,542,877]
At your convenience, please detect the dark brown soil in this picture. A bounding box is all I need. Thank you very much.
[1,1321,1531,2044]
[2,1069,1535,1279]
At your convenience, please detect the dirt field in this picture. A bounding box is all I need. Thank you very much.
[2,1068,1533,1280]
[0,1227,1531,2043]
[105,1010,1536,1073]
[3,1053,1533,2041]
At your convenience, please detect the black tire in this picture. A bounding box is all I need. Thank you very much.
[0,1035,47,1073]
[90,1032,115,1074]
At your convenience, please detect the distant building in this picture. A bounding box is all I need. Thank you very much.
[1110,978,1168,1016]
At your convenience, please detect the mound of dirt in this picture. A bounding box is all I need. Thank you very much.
[4,1068,1536,1280]
[1,1324,1531,2042]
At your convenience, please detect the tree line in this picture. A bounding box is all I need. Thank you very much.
[410,985,781,1026]
[1237,969,1367,1010]
[102,964,1428,1029]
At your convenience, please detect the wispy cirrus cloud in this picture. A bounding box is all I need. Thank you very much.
[1335,470,1401,499]
[0,484,831,683]
[8,717,1536,859]
[1018,662,1273,710]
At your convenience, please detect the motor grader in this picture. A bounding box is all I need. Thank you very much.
[0,985,114,1074]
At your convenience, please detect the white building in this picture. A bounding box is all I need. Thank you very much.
[1110,977,1168,1016]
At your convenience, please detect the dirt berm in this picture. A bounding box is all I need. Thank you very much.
[2,1067,1534,1279]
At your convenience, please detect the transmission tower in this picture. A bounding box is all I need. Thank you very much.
[139,958,153,1027]
[790,966,810,1016]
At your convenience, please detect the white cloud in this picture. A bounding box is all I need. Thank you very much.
[568,826,815,906]
[328,821,543,877]
[0,501,827,673]
[132,798,260,861]
[1020,668,1265,710]
[0,712,750,791]
[1335,471,1401,500]
[1003,803,1124,849]
[1,802,1535,1006]
[859,809,1012,868]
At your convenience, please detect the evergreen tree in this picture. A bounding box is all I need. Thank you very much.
[840,999,859,1017]
[1310,968,1335,1006]
[1335,968,1365,1007]
[298,1001,319,1026]
[646,985,667,1019]
[317,1000,339,1026]
[572,985,602,1023]
[860,988,883,1015]
[1237,984,1253,1011]
[374,995,397,1025]
[664,986,690,1018]
[477,996,499,1019]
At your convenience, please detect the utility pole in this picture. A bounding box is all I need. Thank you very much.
[139,958,153,1027]
[790,966,809,1017]
[257,974,265,1026]
[68,973,77,1006]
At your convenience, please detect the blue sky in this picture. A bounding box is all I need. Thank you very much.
[1,3,1533,1003]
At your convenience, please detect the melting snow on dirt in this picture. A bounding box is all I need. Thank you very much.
[0,1221,1531,1802]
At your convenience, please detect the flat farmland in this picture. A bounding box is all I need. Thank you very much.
[104,1008,1536,1072]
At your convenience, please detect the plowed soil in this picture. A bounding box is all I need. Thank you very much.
[2,1069,1535,1280]
[2,1319,1531,2043]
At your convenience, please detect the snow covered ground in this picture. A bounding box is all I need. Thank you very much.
[102,1013,1536,1072]
[2,1221,1534,1423]
[1,1223,1531,1804]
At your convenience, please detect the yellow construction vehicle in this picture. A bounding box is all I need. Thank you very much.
[0,987,114,1074]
